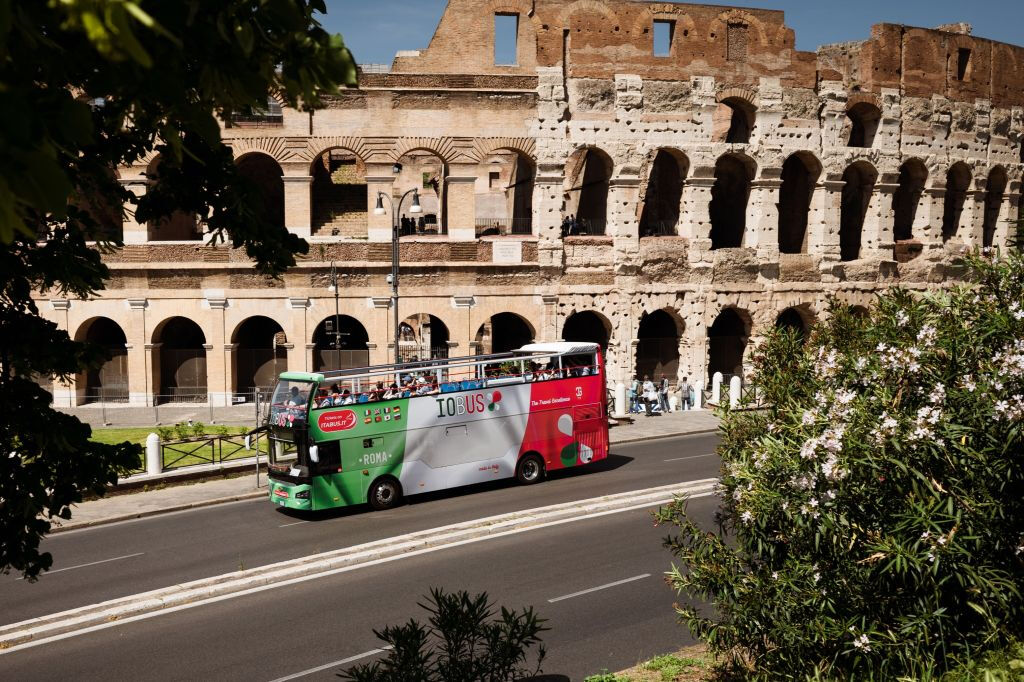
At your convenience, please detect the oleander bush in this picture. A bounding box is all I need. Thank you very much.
[657,251,1024,680]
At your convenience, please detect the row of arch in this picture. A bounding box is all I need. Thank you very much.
[71,303,829,402]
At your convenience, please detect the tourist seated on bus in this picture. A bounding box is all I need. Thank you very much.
[426,380,440,395]
[288,386,306,406]
[383,383,400,400]
[340,388,354,405]
[317,390,331,408]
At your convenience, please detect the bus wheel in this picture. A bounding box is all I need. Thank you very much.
[368,477,401,511]
[516,454,544,485]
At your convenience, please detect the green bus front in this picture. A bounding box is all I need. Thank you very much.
[265,372,404,511]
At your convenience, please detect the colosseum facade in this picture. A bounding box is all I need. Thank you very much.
[43,0,1024,408]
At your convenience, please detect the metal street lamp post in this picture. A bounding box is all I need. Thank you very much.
[327,261,340,369]
[374,186,421,364]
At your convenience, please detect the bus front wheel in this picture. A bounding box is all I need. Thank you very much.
[368,477,401,511]
[516,454,545,485]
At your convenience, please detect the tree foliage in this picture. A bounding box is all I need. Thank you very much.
[657,251,1024,680]
[339,588,548,682]
[0,0,355,579]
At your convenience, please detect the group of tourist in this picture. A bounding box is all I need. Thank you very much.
[316,377,443,407]
[627,374,693,416]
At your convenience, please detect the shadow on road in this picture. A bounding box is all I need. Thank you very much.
[275,453,635,523]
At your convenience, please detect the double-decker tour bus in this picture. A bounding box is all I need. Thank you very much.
[265,342,608,511]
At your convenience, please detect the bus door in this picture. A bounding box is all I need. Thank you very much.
[573,402,607,463]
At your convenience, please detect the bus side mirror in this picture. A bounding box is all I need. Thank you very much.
[309,445,319,463]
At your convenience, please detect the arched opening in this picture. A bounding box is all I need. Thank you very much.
[310,148,367,237]
[153,317,207,403]
[635,310,681,381]
[393,149,446,235]
[145,155,201,241]
[232,316,287,399]
[982,166,1007,248]
[846,102,881,148]
[563,147,612,236]
[778,153,821,254]
[237,153,284,230]
[312,315,370,371]
[892,159,927,243]
[639,149,688,237]
[561,310,610,349]
[474,313,535,355]
[840,162,878,261]
[707,308,748,381]
[942,162,972,242]
[398,314,450,362]
[710,154,754,249]
[712,97,756,144]
[75,318,128,403]
[475,150,534,236]
[775,307,810,344]
[73,168,123,242]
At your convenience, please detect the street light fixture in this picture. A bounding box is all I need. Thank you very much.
[374,186,421,364]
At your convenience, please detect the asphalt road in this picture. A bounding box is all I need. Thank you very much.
[0,494,721,681]
[1,433,720,628]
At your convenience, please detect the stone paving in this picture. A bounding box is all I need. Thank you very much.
[52,409,721,532]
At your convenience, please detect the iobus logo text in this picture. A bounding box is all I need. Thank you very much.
[435,391,501,418]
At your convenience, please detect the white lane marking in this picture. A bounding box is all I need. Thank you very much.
[547,573,651,603]
[663,453,717,463]
[16,553,145,580]
[278,520,309,528]
[0,490,716,654]
[266,646,393,682]
[49,497,263,537]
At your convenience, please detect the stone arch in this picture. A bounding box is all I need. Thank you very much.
[398,313,451,362]
[312,315,370,371]
[846,100,882,148]
[475,147,535,236]
[151,316,207,402]
[299,136,372,166]
[555,0,619,27]
[893,158,928,242]
[236,152,284,230]
[708,10,771,48]
[707,307,751,381]
[942,161,973,242]
[309,146,368,237]
[639,148,689,237]
[144,154,201,241]
[392,147,448,235]
[778,151,822,254]
[475,312,535,355]
[74,317,128,403]
[388,137,460,165]
[563,146,613,236]
[982,166,1008,248]
[713,93,757,143]
[710,153,756,249]
[840,161,878,261]
[231,316,287,397]
[635,308,682,381]
[775,305,814,343]
[628,8,698,43]
[470,137,537,163]
[561,310,611,349]
[228,137,295,165]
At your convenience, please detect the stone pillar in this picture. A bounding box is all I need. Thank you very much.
[371,296,393,365]
[121,177,148,245]
[445,164,478,241]
[607,177,640,239]
[287,297,311,372]
[146,343,161,405]
[283,174,313,240]
[749,177,782,256]
[961,189,984,247]
[680,175,714,241]
[205,297,229,407]
[366,165,397,243]
[533,163,565,268]
[817,179,843,272]
[867,180,899,259]
[51,299,74,407]
[452,295,477,358]
[997,185,1021,249]
[224,343,239,397]
[126,298,150,405]
[921,187,945,255]
[540,294,559,342]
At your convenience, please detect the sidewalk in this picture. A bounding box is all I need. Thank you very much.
[52,409,720,532]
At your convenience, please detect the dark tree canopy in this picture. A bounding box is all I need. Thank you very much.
[0,0,356,579]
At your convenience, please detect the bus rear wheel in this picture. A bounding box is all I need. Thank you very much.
[368,477,401,511]
[515,454,545,485]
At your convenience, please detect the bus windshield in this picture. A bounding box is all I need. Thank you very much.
[269,379,315,427]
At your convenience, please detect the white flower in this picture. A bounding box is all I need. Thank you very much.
[802,410,817,426]
[896,310,910,325]
[937,536,947,546]
[809,497,819,508]
[928,383,945,404]
[917,324,937,346]
[771,571,779,580]
[741,510,754,524]
[853,633,872,652]
[826,489,837,500]
[813,571,821,583]
[921,531,931,540]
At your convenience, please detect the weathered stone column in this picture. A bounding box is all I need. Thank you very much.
[286,297,311,373]
[817,179,844,265]
[371,296,393,365]
[920,186,945,256]
[681,174,715,269]
[867,179,899,260]
[283,174,313,240]
[998,184,1021,249]
[126,298,150,405]
[50,299,74,407]
[749,177,782,256]
[961,189,984,247]
[121,177,149,245]
[145,342,161,406]
[452,295,476,356]
[445,163,479,241]
[365,164,397,243]
[540,294,558,342]
[532,163,565,269]
[204,297,229,407]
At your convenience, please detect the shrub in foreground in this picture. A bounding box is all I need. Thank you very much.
[339,588,547,682]
[657,252,1024,680]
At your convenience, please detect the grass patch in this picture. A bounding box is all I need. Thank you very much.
[586,645,711,682]
[89,425,266,471]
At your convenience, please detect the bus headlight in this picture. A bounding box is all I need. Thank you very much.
[295,490,311,499]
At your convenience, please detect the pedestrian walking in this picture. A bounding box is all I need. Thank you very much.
[642,376,659,416]
[679,376,691,411]
[659,374,670,413]
[628,376,640,414]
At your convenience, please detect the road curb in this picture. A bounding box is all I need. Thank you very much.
[50,427,720,534]
[0,479,717,652]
